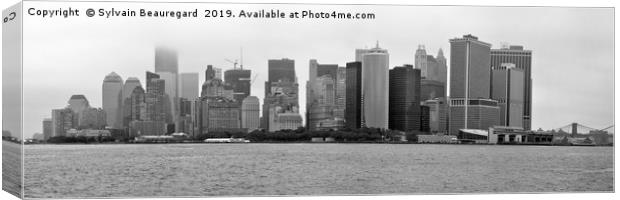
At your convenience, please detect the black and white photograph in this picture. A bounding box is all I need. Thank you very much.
[1,0,616,199]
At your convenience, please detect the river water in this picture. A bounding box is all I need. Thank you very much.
[22,143,613,198]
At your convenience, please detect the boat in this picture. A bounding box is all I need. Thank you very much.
[203,138,250,143]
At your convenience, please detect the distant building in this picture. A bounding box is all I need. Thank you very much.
[79,107,107,129]
[201,78,234,100]
[154,46,178,74]
[448,98,500,135]
[121,77,142,127]
[420,79,445,101]
[334,67,346,119]
[224,69,252,102]
[435,49,448,86]
[269,105,303,132]
[179,73,199,100]
[361,42,389,129]
[306,59,345,131]
[145,71,172,123]
[51,108,75,137]
[414,45,428,78]
[241,96,260,132]
[67,94,89,124]
[491,63,524,128]
[420,105,430,132]
[42,118,52,140]
[102,72,123,129]
[262,59,298,131]
[388,65,421,132]
[156,71,178,123]
[196,96,243,134]
[491,45,533,130]
[205,65,217,81]
[345,61,362,129]
[129,120,166,136]
[422,98,448,134]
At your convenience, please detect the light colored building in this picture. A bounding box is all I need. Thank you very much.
[241,96,260,132]
[361,42,389,129]
[335,67,346,119]
[179,73,199,100]
[196,96,242,134]
[51,108,75,137]
[102,72,123,129]
[448,98,500,135]
[269,106,303,132]
[414,45,428,78]
[422,98,448,134]
[67,95,90,125]
[154,46,178,74]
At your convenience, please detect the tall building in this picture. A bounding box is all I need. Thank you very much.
[361,42,389,129]
[201,78,234,100]
[102,72,123,129]
[262,59,298,130]
[224,69,252,102]
[205,65,216,81]
[436,48,448,86]
[179,73,199,100]
[145,71,171,123]
[154,46,178,74]
[334,67,347,119]
[126,86,146,125]
[491,63,524,128]
[422,98,448,133]
[51,108,75,137]
[345,61,362,129]
[120,77,142,128]
[214,67,223,80]
[449,34,495,133]
[306,60,341,131]
[67,95,90,116]
[415,45,428,78]
[490,45,532,130]
[241,96,260,131]
[157,71,178,123]
[388,65,421,132]
[42,118,52,140]
[450,34,492,99]
[355,49,371,62]
[448,98,500,135]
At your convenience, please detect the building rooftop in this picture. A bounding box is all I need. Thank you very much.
[459,129,488,137]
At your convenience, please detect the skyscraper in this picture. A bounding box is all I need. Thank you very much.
[51,108,75,137]
[490,45,532,130]
[415,45,428,78]
[491,63,524,128]
[449,34,492,99]
[205,65,216,82]
[334,67,347,119]
[345,61,362,129]
[262,58,299,130]
[361,42,389,129]
[224,69,252,102]
[154,46,178,74]
[306,59,341,131]
[179,73,199,100]
[157,72,178,123]
[448,34,498,133]
[121,78,142,127]
[79,107,106,129]
[388,65,421,131]
[67,95,90,115]
[102,72,123,129]
[436,48,448,86]
[42,118,52,140]
[422,98,448,133]
[241,96,260,131]
[421,79,445,101]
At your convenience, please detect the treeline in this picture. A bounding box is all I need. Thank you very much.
[47,136,116,144]
[196,127,428,143]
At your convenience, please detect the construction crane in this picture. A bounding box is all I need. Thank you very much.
[224,59,238,69]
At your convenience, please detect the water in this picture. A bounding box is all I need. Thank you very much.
[23,143,613,198]
[2,141,22,198]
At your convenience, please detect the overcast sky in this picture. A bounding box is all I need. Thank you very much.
[14,1,613,138]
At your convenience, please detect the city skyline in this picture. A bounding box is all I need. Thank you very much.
[16,4,613,138]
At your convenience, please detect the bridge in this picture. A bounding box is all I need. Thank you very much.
[553,123,614,135]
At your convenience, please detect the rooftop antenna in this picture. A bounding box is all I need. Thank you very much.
[240,47,244,70]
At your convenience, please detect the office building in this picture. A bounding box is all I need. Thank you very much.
[436,48,448,86]
[388,65,421,132]
[449,34,493,133]
[491,45,532,130]
[51,108,75,137]
[224,69,252,102]
[42,118,52,140]
[154,46,178,74]
[201,78,234,100]
[307,59,341,131]
[448,98,500,135]
[334,67,346,119]
[491,63,524,128]
[345,61,362,129]
[79,107,106,129]
[179,73,199,100]
[241,96,260,131]
[262,58,299,130]
[361,42,389,129]
[421,79,445,101]
[415,45,428,78]
[129,120,166,136]
[196,96,243,134]
[102,72,123,129]
[422,98,448,134]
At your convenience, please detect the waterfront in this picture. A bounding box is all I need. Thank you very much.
[23,143,613,198]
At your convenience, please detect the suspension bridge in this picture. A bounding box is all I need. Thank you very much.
[552,123,614,135]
